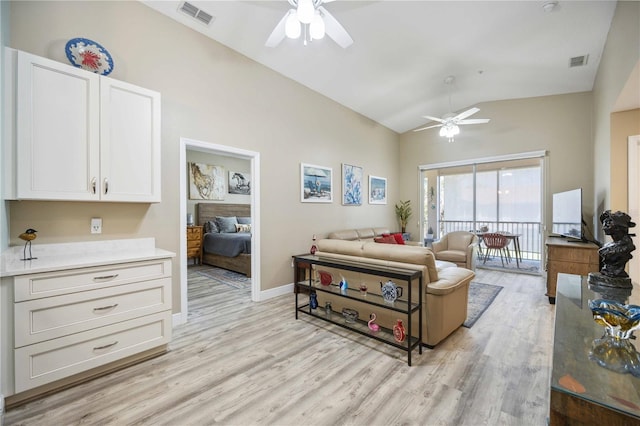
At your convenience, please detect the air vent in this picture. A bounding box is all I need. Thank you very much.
[178,1,215,26]
[569,55,589,68]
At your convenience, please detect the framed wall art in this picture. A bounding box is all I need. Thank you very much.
[301,163,333,203]
[228,171,251,195]
[342,163,363,206]
[369,175,387,204]
[189,162,225,200]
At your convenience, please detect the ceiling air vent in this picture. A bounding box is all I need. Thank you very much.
[569,55,589,68]
[178,1,215,26]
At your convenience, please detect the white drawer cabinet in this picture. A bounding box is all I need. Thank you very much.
[14,277,171,347]
[14,259,171,301]
[15,312,171,393]
[8,257,172,396]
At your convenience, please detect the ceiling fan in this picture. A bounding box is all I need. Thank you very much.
[266,0,353,48]
[414,76,490,142]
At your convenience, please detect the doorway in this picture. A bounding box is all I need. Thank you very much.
[628,135,640,283]
[178,137,261,325]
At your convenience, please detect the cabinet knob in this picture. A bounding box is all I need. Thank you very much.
[104,178,109,195]
[91,177,97,194]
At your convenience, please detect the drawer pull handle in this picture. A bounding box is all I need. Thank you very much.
[93,341,118,351]
[93,303,119,312]
[93,274,119,281]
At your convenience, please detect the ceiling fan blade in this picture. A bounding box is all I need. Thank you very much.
[458,118,490,125]
[421,115,446,124]
[453,107,480,121]
[265,10,291,47]
[319,6,353,48]
[413,124,443,132]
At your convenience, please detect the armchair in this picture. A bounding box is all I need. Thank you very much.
[431,231,479,270]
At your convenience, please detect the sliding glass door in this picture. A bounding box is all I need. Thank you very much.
[421,154,544,263]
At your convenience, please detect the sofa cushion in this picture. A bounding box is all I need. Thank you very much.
[317,239,365,257]
[328,227,392,241]
[328,229,360,241]
[429,267,475,295]
[361,242,439,283]
[356,228,376,240]
[434,249,468,264]
[448,232,474,251]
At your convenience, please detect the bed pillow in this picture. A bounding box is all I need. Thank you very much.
[203,220,219,234]
[235,223,252,233]
[216,216,238,233]
[237,216,252,225]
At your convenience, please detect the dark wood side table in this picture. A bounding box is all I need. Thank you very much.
[186,225,203,265]
[550,273,640,424]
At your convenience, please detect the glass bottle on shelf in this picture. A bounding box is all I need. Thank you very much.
[310,234,318,255]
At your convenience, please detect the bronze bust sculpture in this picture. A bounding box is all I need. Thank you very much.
[588,210,636,288]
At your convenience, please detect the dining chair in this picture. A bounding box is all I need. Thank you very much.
[482,233,510,266]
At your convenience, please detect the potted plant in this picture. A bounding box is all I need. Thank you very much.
[395,200,412,233]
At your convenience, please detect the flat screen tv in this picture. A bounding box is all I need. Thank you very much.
[552,188,583,240]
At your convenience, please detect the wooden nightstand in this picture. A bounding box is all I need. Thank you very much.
[186,225,203,265]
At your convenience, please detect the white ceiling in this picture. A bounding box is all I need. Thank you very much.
[142,1,619,134]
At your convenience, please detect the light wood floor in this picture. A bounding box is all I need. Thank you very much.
[5,266,555,425]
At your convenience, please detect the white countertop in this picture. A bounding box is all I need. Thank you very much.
[0,238,175,277]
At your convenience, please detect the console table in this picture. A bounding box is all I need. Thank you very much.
[292,254,422,366]
[546,237,599,304]
[550,273,640,424]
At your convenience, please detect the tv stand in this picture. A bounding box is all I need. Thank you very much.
[545,237,599,304]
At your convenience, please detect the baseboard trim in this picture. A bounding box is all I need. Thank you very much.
[258,282,294,301]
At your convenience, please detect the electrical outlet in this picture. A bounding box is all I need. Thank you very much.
[91,218,102,234]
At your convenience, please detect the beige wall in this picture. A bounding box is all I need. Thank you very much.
[399,92,595,237]
[610,109,640,211]
[592,1,640,240]
[6,1,400,310]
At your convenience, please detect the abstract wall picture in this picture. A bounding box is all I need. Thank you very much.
[228,171,251,195]
[369,175,387,204]
[342,164,363,205]
[189,162,225,200]
[301,163,333,203]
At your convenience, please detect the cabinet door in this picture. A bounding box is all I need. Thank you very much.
[16,51,100,200]
[100,77,161,202]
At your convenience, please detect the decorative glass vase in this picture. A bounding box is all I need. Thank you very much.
[309,291,318,309]
[393,319,406,343]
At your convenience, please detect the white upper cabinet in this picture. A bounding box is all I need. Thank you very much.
[100,77,161,202]
[7,49,161,202]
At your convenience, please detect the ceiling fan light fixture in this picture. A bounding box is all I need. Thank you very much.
[310,11,325,40]
[297,0,315,24]
[285,10,301,39]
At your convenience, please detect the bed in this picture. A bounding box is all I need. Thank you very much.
[197,203,252,277]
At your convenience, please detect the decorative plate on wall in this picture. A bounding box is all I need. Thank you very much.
[65,37,114,76]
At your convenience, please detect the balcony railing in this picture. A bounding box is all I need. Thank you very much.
[433,221,542,260]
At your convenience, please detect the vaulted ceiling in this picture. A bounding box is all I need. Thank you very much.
[142,1,619,134]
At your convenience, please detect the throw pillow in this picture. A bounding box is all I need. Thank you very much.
[203,220,219,234]
[235,223,251,233]
[216,216,238,233]
[374,235,397,244]
[237,216,251,224]
[392,233,405,245]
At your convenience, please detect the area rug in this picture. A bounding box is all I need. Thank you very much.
[195,267,251,290]
[478,256,541,275]
[463,281,503,328]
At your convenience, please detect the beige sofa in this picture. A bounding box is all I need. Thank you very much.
[327,227,421,246]
[315,238,475,347]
